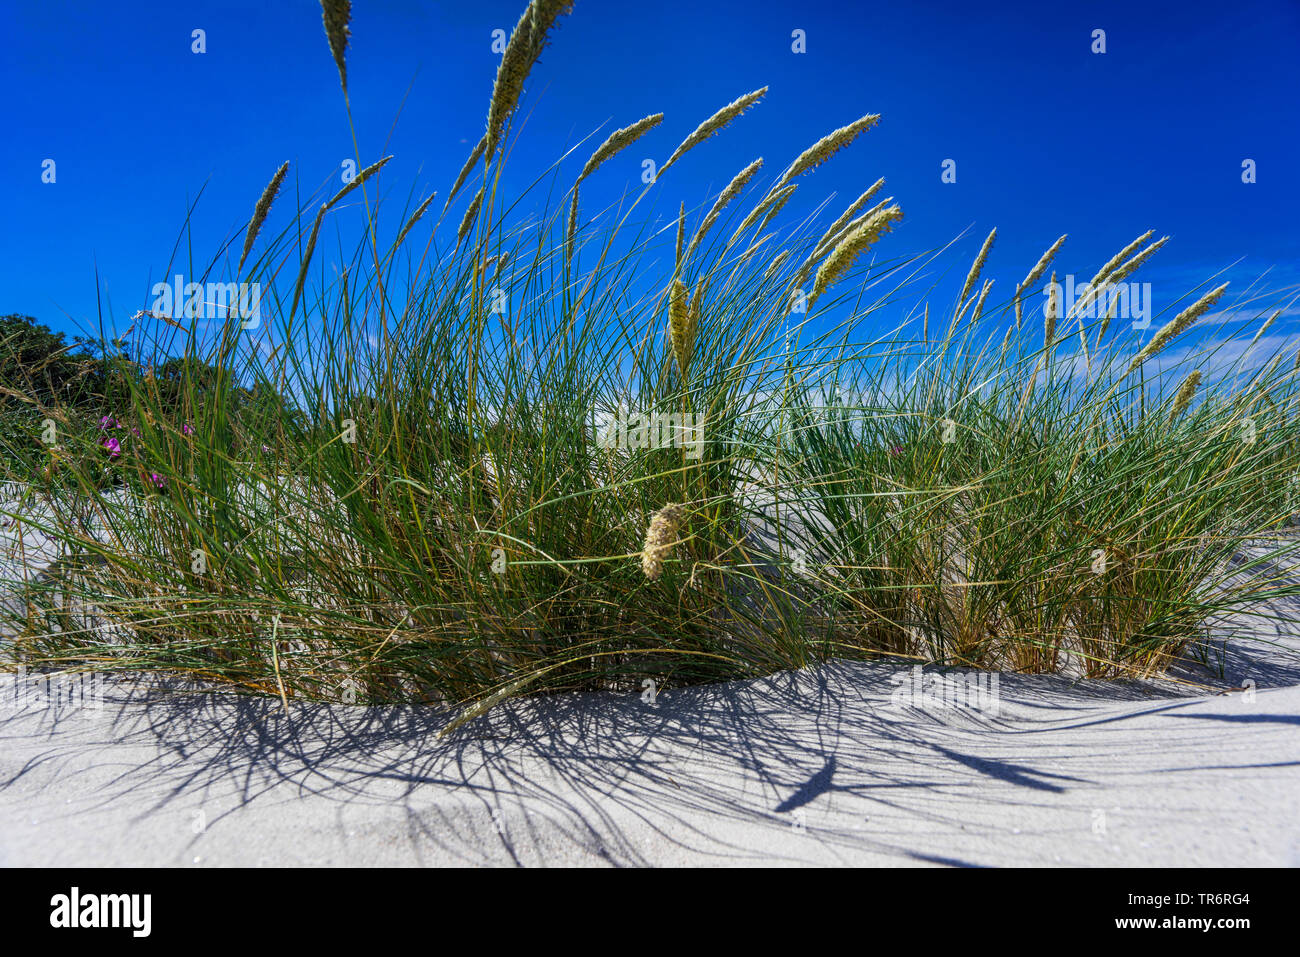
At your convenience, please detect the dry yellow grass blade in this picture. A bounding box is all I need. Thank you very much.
[239,161,289,275]
[659,87,767,176]
[438,669,551,738]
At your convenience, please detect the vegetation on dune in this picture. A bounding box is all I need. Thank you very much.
[3,0,1298,725]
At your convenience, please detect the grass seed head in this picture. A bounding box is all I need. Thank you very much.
[641,503,688,580]
[687,157,763,260]
[814,179,885,257]
[659,87,767,176]
[1126,282,1229,377]
[960,228,997,305]
[1089,229,1155,290]
[445,134,487,212]
[486,0,574,160]
[669,278,692,376]
[810,203,903,307]
[290,204,328,320]
[972,278,994,322]
[1042,271,1060,350]
[775,113,881,190]
[458,186,485,244]
[326,155,393,211]
[393,193,437,250]
[1170,370,1202,420]
[239,161,289,274]
[578,113,664,184]
[320,0,352,94]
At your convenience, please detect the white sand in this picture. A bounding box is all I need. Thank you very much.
[2,649,1297,866]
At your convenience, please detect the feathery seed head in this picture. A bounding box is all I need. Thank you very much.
[486,1,574,160]
[320,0,351,94]
[756,184,797,231]
[972,279,994,322]
[393,193,437,250]
[290,204,328,321]
[1020,234,1069,294]
[458,186,485,244]
[239,161,289,274]
[1016,233,1066,330]
[1105,236,1170,288]
[326,155,393,211]
[641,503,688,579]
[764,249,789,282]
[1170,370,1202,420]
[445,135,487,212]
[578,113,664,184]
[814,179,886,258]
[775,113,881,190]
[659,87,767,176]
[668,278,692,376]
[567,191,580,253]
[686,157,763,260]
[1089,230,1155,290]
[810,203,903,307]
[960,228,997,305]
[732,183,796,242]
[1126,282,1229,377]
[1249,309,1283,349]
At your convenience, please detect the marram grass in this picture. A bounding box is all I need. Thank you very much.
[4,0,1299,728]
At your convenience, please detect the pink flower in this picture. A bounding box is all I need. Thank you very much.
[888,445,904,457]
[99,436,121,459]
[98,416,118,430]
[182,424,194,436]
[130,427,141,438]
[148,472,167,490]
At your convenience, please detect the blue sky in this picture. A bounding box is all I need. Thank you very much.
[4,0,1298,352]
